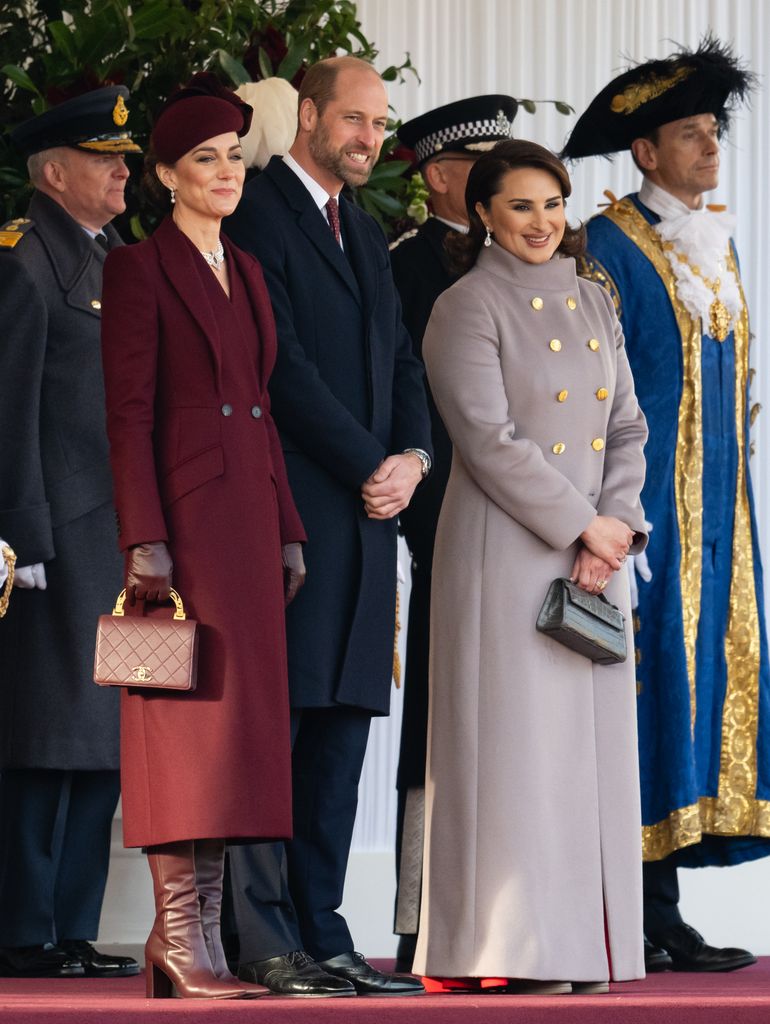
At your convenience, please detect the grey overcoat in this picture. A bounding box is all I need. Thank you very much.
[413,242,647,982]
[0,192,123,770]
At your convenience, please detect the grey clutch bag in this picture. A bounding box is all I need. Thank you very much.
[536,577,627,664]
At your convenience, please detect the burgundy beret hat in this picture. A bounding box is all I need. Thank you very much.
[152,72,253,164]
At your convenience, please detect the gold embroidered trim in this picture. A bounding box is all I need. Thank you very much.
[643,798,770,860]
[577,253,622,317]
[715,254,762,835]
[602,199,702,725]
[610,65,695,115]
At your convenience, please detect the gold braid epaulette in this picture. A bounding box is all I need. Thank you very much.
[0,218,34,249]
[0,545,17,617]
[576,250,622,318]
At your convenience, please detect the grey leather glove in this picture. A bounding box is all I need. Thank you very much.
[125,541,173,604]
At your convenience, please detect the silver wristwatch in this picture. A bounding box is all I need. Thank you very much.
[403,448,431,478]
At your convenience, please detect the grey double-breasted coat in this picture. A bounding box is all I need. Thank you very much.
[413,243,648,982]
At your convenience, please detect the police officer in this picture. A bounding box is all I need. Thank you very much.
[391,95,517,970]
[0,87,141,978]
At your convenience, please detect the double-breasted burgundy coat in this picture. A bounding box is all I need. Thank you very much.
[101,216,305,848]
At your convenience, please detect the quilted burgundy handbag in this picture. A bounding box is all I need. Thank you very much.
[93,589,198,691]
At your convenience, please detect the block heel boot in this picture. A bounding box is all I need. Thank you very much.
[145,841,254,999]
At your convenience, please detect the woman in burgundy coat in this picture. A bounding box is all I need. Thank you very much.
[101,76,306,1000]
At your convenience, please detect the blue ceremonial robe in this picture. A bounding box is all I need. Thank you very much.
[581,194,770,867]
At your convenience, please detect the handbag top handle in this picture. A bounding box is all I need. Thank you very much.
[111,588,186,621]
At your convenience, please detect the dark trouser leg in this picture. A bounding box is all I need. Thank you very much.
[0,769,72,946]
[286,707,371,961]
[55,770,120,941]
[228,709,305,963]
[643,857,684,937]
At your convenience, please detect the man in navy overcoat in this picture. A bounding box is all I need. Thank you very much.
[224,56,431,997]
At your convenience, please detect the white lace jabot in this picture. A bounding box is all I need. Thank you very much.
[640,179,741,335]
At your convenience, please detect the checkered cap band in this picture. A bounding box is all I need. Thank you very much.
[415,112,514,163]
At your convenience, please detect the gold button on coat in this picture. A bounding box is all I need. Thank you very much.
[588,338,600,351]
[549,338,562,352]
[557,389,568,402]
[566,296,577,310]
[531,297,544,310]
[596,387,609,401]
[591,438,605,451]
[552,442,566,455]
[91,299,102,310]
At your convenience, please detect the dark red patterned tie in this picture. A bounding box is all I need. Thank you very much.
[326,196,341,245]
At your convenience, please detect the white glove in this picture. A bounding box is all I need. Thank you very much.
[627,521,653,610]
[14,563,48,590]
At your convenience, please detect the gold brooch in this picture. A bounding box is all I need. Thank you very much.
[112,95,128,126]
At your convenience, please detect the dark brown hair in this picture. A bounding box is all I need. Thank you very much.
[141,145,173,215]
[447,139,586,274]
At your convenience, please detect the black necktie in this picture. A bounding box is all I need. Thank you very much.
[94,233,109,252]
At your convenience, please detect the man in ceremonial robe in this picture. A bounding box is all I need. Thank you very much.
[389,94,518,971]
[563,36,769,973]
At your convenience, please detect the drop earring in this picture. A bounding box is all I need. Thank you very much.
[169,187,175,205]
[484,225,492,247]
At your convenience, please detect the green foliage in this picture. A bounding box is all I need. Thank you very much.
[0,0,418,232]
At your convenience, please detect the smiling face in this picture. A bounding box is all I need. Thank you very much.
[157,131,245,220]
[301,66,388,191]
[632,112,720,209]
[476,165,566,264]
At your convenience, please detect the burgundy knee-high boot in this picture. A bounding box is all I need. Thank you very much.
[145,841,259,999]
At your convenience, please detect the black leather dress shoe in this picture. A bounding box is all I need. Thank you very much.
[59,941,140,977]
[317,951,425,996]
[238,951,356,997]
[649,924,757,973]
[0,945,85,978]
[644,935,673,972]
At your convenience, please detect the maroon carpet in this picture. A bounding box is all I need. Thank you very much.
[2,958,769,1023]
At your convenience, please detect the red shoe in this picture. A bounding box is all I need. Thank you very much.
[422,976,481,993]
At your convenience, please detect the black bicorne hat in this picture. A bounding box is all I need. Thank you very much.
[398,94,518,167]
[561,35,755,160]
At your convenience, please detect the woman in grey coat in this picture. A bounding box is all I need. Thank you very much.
[413,141,647,992]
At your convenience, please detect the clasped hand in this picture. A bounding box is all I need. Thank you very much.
[571,515,634,595]
[361,454,423,520]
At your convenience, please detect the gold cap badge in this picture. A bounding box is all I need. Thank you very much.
[112,95,128,127]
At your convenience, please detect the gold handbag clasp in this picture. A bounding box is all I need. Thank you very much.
[112,588,186,620]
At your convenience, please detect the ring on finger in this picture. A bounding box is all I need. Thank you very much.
[597,579,608,590]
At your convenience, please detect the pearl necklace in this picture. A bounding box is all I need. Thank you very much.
[200,240,225,270]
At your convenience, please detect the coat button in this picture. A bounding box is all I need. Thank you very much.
[566,296,577,310]
[596,387,609,401]
[91,299,101,310]
[531,296,544,311]
[591,438,605,451]
[552,442,566,455]
[588,338,600,351]
[251,405,262,419]
[549,338,562,352]
[557,389,568,402]
[221,403,233,416]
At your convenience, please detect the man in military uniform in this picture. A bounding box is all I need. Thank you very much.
[563,37,767,973]
[0,87,141,979]
[390,95,517,970]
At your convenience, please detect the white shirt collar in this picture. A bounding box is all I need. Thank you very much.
[283,153,340,212]
[434,215,468,234]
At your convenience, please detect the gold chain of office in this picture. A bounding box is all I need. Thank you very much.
[660,241,733,342]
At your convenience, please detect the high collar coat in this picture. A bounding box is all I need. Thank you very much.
[224,157,432,714]
[414,243,648,982]
[101,217,305,846]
